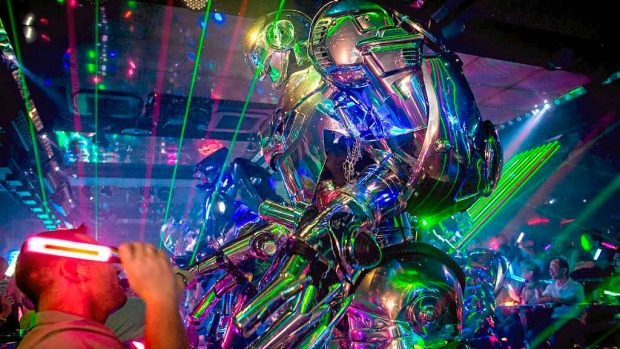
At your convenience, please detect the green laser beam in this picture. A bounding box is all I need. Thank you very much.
[160,0,214,250]
[457,141,559,250]
[190,1,287,265]
[468,143,552,220]
[4,1,51,219]
[564,174,620,238]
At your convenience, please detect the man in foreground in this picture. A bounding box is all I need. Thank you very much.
[14,226,189,349]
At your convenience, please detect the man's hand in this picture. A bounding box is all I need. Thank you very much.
[1,294,14,318]
[118,242,189,349]
[118,242,178,305]
[0,279,8,295]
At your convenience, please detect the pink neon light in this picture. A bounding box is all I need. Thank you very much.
[602,242,617,250]
[25,237,119,263]
[527,217,549,226]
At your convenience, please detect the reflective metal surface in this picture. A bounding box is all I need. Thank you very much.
[180,1,503,348]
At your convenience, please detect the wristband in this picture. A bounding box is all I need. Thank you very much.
[172,266,195,286]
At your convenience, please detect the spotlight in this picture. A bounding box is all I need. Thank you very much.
[213,12,225,24]
[182,0,207,11]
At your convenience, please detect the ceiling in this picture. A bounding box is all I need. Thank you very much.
[1,0,619,251]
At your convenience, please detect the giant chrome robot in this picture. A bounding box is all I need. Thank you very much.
[182,1,502,348]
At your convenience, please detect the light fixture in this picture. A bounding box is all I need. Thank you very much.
[183,0,207,11]
[22,13,37,43]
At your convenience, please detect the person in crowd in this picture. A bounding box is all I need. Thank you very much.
[0,256,7,274]
[529,257,586,349]
[14,226,189,349]
[496,260,546,349]
[489,233,521,271]
[488,233,508,252]
[1,257,28,337]
[607,251,620,302]
[575,250,620,347]
[1,278,31,336]
[518,261,547,305]
[1,268,19,335]
[465,237,484,253]
[515,235,546,273]
[545,234,590,277]
[1,256,8,297]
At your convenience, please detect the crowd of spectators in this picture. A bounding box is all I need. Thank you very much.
[486,228,620,348]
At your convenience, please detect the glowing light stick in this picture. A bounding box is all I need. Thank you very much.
[593,248,602,260]
[4,252,19,278]
[24,237,120,263]
[516,232,525,244]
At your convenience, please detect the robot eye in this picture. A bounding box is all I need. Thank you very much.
[266,20,295,49]
[355,12,390,31]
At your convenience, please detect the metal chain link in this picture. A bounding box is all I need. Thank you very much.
[343,138,361,184]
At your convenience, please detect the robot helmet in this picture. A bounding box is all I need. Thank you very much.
[243,10,312,90]
[309,0,394,89]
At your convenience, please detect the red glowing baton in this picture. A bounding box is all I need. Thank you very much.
[24,236,120,263]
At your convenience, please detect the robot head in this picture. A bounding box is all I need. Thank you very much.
[309,0,502,221]
[308,0,394,89]
[193,147,229,192]
[243,10,312,90]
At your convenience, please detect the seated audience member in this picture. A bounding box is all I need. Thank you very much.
[519,261,547,305]
[578,251,620,347]
[531,257,586,349]
[0,256,7,285]
[608,251,620,303]
[495,260,546,349]
[14,226,189,349]
[1,257,24,337]
[570,247,614,297]
[515,237,546,272]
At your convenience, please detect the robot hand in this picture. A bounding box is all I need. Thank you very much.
[181,221,289,324]
[232,201,382,348]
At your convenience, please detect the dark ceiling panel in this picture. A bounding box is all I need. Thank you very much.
[478,106,527,125]
[463,56,541,86]
[468,83,504,104]
[482,87,542,109]
[513,69,591,94]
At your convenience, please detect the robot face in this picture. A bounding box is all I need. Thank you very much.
[243,10,312,90]
[309,0,394,89]
[193,147,228,191]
